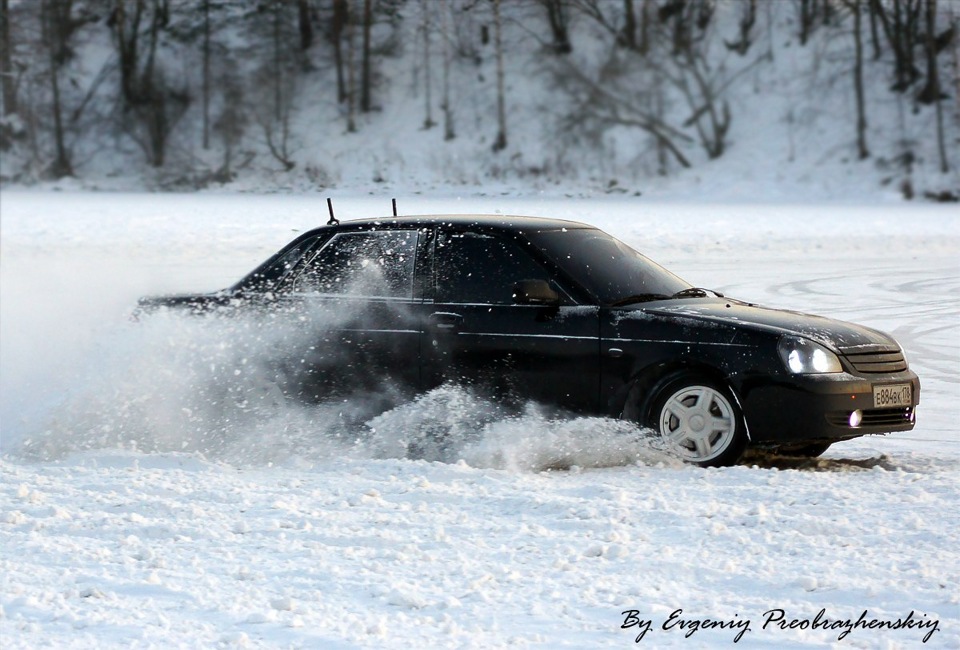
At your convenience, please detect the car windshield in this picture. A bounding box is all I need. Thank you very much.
[530,227,691,305]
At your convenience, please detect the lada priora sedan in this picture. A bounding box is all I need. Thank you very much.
[139,215,920,466]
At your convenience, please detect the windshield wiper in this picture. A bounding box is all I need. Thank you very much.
[671,287,724,299]
[610,293,671,306]
[611,288,724,307]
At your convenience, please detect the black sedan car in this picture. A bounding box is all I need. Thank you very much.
[139,215,920,467]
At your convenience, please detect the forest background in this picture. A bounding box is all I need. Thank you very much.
[1,0,957,201]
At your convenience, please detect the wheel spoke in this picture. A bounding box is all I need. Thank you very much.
[664,397,692,418]
[694,437,712,457]
[692,392,717,418]
[711,415,732,433]
[684,387,703,410]
[662,405,683,424]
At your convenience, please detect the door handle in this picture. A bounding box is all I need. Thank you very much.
[429,312,464,330]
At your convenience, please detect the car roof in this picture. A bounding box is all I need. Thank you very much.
[318,214,595,233]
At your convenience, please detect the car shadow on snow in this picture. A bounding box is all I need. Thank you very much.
[740,451,901,472]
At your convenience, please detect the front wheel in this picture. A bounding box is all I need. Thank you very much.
[646,374,748,467]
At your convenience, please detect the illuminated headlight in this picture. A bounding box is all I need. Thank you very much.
[778,336,843,374]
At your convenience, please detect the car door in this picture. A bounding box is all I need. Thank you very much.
[277,227,427,401]
[422,228,600,412]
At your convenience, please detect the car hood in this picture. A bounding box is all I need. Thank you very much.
[135,291,238,315]
[638,299,898,353]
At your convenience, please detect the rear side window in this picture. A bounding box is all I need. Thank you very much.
[435,231,558,304]
[292,230,419,298]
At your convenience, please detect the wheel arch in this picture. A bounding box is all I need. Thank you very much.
[620,360,737,425]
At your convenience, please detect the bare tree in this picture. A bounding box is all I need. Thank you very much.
[41,0,72,178]
[867,0,883,59]
[725,0,757,55]
[420,0,434,129]
[663,48,732,160]
[916,0,946,104]
[540,0,573,54]
[328,0,348,103]
[112,0,143,106]
[660,0,713,56]
[870,0,923,91]
[201,0,211,149]
[257,101,294,171]
[271,0,283,122]
[297,0,313,51]
[361,0,372,112]
[646,2,740,160]
[844,0,870,160]
[1,0,17,116]
[253,0,298,169]
[492,0,507,151]
[621,0,638,51]
[553,52,693,169]
[556,0,755,171]
[346,0,357,132]
[797,0,829,46]
[572,0,650,53]
[440,0,455,140]
[917,0,949,172]
[212,70,246,182]
[798,0,815,45]
[110,0,189,167]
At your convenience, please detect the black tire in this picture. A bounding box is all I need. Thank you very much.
[645,373,748,468]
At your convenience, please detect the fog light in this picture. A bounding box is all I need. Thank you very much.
[848,409,863,428]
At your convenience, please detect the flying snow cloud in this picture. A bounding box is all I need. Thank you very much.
[10,285,669,471]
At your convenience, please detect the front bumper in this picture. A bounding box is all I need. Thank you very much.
[736,370,920,445]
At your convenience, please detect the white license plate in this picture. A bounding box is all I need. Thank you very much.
[873,383,912,408]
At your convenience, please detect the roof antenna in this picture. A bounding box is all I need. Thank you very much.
[391,198,398,217]
[326,198,339,226]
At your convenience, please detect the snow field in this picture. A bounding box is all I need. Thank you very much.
[2,452,957,648]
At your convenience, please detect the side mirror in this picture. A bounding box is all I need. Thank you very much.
[513,279,560,306]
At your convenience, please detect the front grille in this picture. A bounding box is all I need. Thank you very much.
[826,407,915,428]
[862,407,915,426]
[842,350,907,374]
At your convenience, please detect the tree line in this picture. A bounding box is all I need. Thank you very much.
[0,0,956,193]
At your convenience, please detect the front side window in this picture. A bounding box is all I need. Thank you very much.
[435,231,559,304]
[292,230,418,298]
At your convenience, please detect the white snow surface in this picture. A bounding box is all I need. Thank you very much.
[1,191,958,648]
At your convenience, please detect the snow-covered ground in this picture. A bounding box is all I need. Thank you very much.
[1,191,958,648]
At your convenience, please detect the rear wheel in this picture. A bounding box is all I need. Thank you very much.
[646,374,748,467]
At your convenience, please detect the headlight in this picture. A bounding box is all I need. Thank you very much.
[778,336,843,374]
